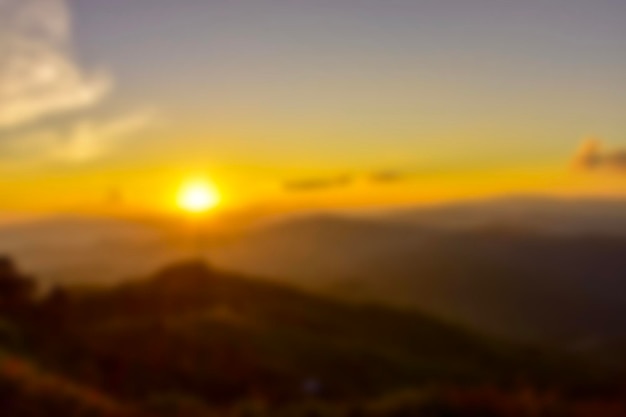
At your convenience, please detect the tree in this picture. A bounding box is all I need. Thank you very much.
[0,257,36,313]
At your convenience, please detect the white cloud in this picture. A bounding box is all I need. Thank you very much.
[0,0,111,129]
[4,111,155,164]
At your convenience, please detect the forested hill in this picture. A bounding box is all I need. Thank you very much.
[1,257,624,416]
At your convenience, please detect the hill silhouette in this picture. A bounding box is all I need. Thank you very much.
[1,257,625,416]
[23,260,556,403]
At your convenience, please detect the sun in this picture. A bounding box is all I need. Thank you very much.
[177,180,221,214]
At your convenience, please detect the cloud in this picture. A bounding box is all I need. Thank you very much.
[283,168,415,192]
[368,170,413,183]
[0,0,111,129]
[3,111,154,164]
[572,139,626,173]
[283,175,354,191]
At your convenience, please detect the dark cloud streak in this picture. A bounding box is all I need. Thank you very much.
[368,170,413,183]
[283,168,418,192]
[283,175,354,191]
[572,139,626,173]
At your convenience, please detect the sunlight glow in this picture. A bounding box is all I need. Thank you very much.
[177,180,220,214]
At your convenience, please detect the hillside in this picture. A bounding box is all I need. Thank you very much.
[388,197,626,235]
[2,258,625,416]
[211,214,626,346]
[22,261,561,402]
[0,350,134,417]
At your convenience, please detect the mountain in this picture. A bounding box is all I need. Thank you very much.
[210,212,626,346]
[5,197,626,288]
[22,261,560,404]
[7,197,626,347]
[386,197,626,236]
[213,215,434,288]
[0,216,187,288]
[2,258,624,416]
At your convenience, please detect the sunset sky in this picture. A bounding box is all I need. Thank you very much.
[0,0,625,218]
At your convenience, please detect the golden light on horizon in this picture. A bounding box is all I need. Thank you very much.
[177,180,221,214]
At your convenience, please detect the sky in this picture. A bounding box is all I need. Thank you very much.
[0,0,625,219]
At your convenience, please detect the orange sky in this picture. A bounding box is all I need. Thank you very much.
[0,1,624,220]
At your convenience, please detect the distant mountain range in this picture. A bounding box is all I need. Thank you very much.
[0,216,188,288]
[211,198,626,346]
[386,197,626,235]
[217,217,626,344]
[4,196,626,348]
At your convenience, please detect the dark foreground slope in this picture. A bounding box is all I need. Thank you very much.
[25,261,563,402]
[2,257,626,416]
[0,349,133,417]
